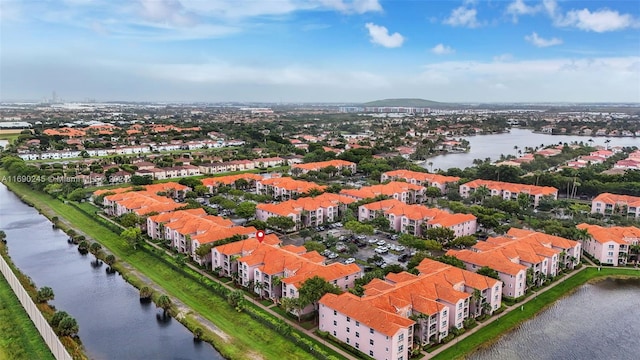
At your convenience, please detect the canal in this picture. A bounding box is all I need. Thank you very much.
[427,128,639,171]
[0,184,223,360]
[470,278,640,360]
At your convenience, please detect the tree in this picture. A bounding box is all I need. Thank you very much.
[104,254,116,272]
[89,242,102,265]
[119,212,141,228]
[424,227,455,245]
[369,216,390,231]
[476,266,500,279]
[51,311,70,329]
[436,255,466,269]
[280,297,304,322]
[226,289,245,312]
[399,234,443,251]
[58,316,79,336]
[344,220,374,235]
[121,227,142,249]
[36,286,55,303]
[66,188,88,202]
[0,230,6,243]
[449,235,477,248]
[425,186,442,203]
[266,216,296,232]
[131,175,153,186]
[77,240,89,254]
[139,286,153,300]
[156,295,172,315]
[303,241,325,253]
[472,185,490,204]
[235,202,257,219]
[246,219,267,230]
[298,276,342,321]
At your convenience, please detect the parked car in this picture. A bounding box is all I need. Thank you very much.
[328,252,339,259]
[345,258,356,264]
[376,240,387,246]
[368,238,378,244]
[398,254,410,263]
[374,247,389,254]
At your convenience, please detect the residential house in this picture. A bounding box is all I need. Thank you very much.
[256,177,326,200]
[381,170,460,193]
[340,182,426,204]
[459,180,558,207]
[256,193,356,230]
[291,159,356,175]
[591,193,640,218]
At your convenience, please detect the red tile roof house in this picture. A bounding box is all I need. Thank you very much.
[381,169,460,193]
[358,199,477,237]
[201,173,263,193]
[447,229,579,298]
[459,179,558,207]
[340,181,426,204]
[256,177,326,201]
[256,193,356,231]
[577,223,640,266]
[591,193,640,219]
[291,159,357,175]
[318,258,502,360]
[212,235,362,307]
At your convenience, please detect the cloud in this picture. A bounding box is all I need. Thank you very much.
[138,0,197,27]
[318,0,382,14]
[365,23,405,48]
[431,44,455,55]
[444,4,481,28]
[559,8,637,32]
[525,32,562,47]
[506,0,541,22]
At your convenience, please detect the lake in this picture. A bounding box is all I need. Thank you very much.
[470,278,640,360]
[426,128,639,171]
[0,184,223,360]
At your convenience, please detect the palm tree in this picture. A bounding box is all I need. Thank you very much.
[471,289,482,317]
[156,295,172,315]
[104,254,116,273]
[89,242,102,265]
[139,286,153,301]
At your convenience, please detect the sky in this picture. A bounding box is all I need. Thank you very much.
[1,0,639,103]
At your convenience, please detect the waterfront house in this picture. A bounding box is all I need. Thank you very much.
[577,224,640,266]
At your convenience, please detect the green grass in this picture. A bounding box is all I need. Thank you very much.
[0,133,21,144]
[0,173,325,360]
[432,267,640,360]
[0,273,55,360]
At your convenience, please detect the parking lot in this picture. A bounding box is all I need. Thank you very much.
[282,225,415,271]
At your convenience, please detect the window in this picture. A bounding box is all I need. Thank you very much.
[458,302,463,309]
[347,317,350,322]
[398,333,404,341]
[609,245,615,249]
[398,345,404,352]
[333,331,336,336]
[608,252,614,256]
[356,321,360,327]
[370,328,374,334]
[442,310,447,316]
[356,332,359,338]
[346,338,350,344]
[370,339,374,345]
[509,284,512,288]
[333,310,337,316]
[441,320,447,327]
[347,327,350,333]
[369,351,374,356]
[355,343,359,349]
[333,321,337,326]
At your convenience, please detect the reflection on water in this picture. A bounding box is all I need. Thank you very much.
[0,184,223,360]
[427,128,640,171]
[470,278,640,360]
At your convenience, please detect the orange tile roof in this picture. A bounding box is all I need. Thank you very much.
[257,193,355,218]
[105,191,184,215]
[292,160,355,171]
[462,179,557,196]
[192,226,257,245]
[93,187,133,196]
[259,177,326,194]
[340,181,425,200]
[577,223,640,245]
[214,234,281,256]
[446,248,527,275]
[43,127,86,137]
[362,199,476,226]
[320,293,415,337]
[592,193,640,207]
[383,169,460,185]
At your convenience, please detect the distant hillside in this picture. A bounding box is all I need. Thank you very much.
[361,98,447,108]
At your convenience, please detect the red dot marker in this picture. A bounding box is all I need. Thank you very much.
[256,230,265,243]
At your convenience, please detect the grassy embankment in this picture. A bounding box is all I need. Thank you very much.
[433,267,640,360]
[0,273,55,360]
[0,171,332,360]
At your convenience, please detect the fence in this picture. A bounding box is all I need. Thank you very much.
[0,256,72,360]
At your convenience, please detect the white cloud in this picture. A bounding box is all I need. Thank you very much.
[444,5,480,28]
[138,0,197,27]
[506,0,541,22]
[560,8,636,32]
[365,23,405,48]
[525,32,563,47]
[431,44,455,55]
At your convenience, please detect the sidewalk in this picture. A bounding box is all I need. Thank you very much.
[423,266,588,359]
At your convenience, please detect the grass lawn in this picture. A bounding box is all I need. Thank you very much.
[0,274,54,360]
[0,173,321,360]
[433,267,640,360]
[0,133,21,143]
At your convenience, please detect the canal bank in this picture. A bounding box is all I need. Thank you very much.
[0,174,351,360]
[430,266,640,360]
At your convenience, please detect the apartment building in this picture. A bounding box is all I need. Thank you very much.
[446,229,578,298]
[319,259,501,360]
[256,177,326,200]
[291,159,356,174]
[201,173,263,192]
[459,179,558,207]
[358,199,477,237]
[256,193,356,230]
[381,169,460,193]
[102,191,183,217]
[591,193,640,218]
[577,223,640,266]
[340,182,426,204]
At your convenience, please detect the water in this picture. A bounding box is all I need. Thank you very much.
[470,278,640,360]
[0,184,223,360]
[426,128,639,171]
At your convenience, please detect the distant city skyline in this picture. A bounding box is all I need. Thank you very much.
[1,0,639,103]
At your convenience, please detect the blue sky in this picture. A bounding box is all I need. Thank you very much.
[1,0,639,103]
